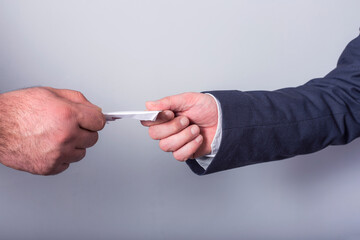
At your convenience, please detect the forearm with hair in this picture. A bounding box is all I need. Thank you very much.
[0,93,21,164]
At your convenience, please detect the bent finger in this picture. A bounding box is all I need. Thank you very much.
[148,116,189,140]
[63,148,87,163]
[172,135,203,162]
[75,130,99,149]
[159,125,200,152]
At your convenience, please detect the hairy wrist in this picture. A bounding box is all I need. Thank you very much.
[0,92,22,166]
[0,93,9,161]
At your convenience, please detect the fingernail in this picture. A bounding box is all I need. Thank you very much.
[191,125,198,135]
[180,117,188,126]
[195,135,202,143]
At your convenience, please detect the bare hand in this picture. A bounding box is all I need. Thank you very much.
[0,87,105,175]
[141,92,218,161]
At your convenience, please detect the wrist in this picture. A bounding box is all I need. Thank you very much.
[204,93,223,157]
[0,92,11,165]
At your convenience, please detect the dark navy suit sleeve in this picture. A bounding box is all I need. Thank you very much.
[187,34,360,175]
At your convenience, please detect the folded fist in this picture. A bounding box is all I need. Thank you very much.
[0,87,105,175]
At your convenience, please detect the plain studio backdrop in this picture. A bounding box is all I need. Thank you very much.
[1,1,360,239]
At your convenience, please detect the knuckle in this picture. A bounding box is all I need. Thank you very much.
[73,91,87,101]
[58,106,74,122]
[53,164,70,175]
[60,164,70,173]
[173,152,187,162]
[190,124,200,135]
[30,86,50,95]
[78,149,86,160]
[173,123,181,132]
[159,140,172,152]
[145,101,154,111]
[35,150,64,175]
[148,127,159,140]
[72,149,86,162]
[56,130,73,145]
[162,98,171,109]
[171,120,184,133]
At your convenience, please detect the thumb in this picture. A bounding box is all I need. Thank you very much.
[76,104,106,131]
[146,93,189,112]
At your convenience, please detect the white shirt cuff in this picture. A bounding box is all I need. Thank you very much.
[195,93,223,170]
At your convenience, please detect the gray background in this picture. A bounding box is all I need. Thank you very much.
[1,0,360,239]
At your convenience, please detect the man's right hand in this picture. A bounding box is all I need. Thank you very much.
[0,87,105,175]
[141,92,219,161]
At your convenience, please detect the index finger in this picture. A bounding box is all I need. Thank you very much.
[141,110,174,127]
